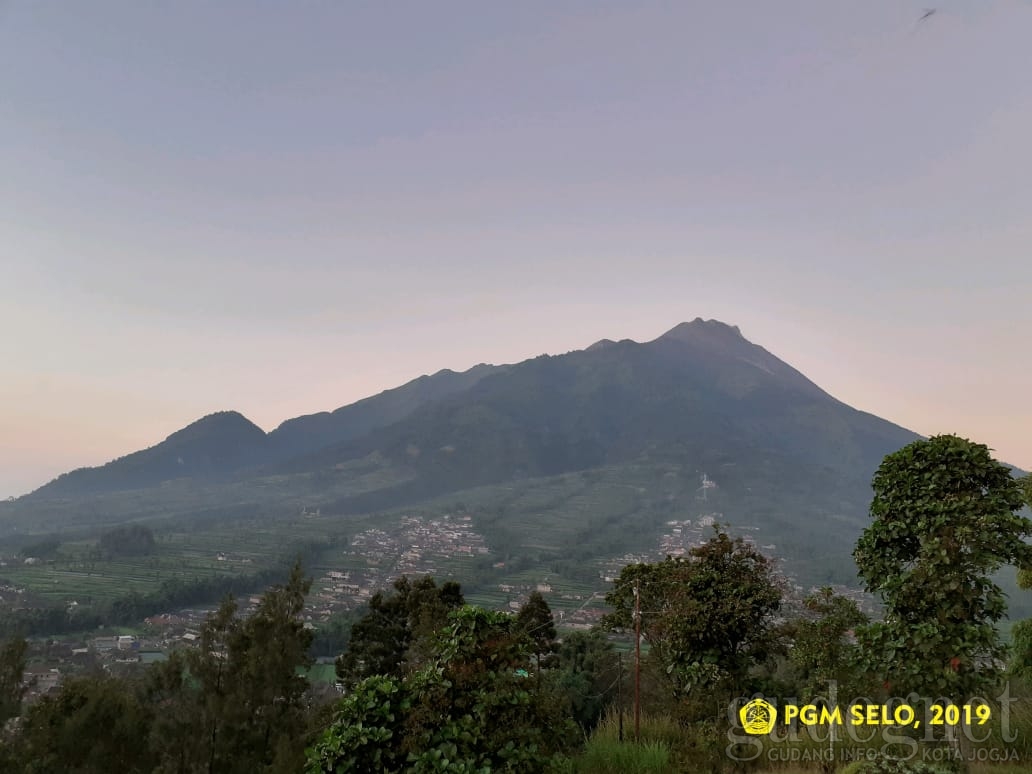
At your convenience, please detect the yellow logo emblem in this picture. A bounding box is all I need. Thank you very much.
[739,698,777,735]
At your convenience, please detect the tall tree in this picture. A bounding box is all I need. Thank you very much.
[14,674,157,773]
[786,587,869,701]
[1006,474,1032,681]
[156,559,315,773]
[309,606,577,773]
[222,559,314,772]
[335,575,464,686]
[190,593,241,774]
[0,636,27,726]
[853,434,1032,699]
[603,529,782,700]
[554,629,620,731]
[516,590,558,669]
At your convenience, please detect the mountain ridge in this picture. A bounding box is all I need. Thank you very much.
[18,319,1025,508]
[2,318,1027,608]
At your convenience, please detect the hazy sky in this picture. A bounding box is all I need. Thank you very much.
[2,1,1031,498]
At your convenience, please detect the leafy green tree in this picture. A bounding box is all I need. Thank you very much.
[603,529,782,700]
[406,606,576,772]
[516,590,558,669]
[14,673,157,773]
[311,608,365,658]
[189,559,313,773]
[1018,473,1032,509]
[853,434,1032,700]
[223,559,314,771]
[336,575,464,686]
[137,559,317,773]
[141,650,202,774]
[554,629,620,731]
[1007,475,1032,680]
[0,636,27,725]
[787,587,869,700]
[305,675,410,773]
[1009,618,1032,683]
[189,592,242,773]
[310,606,577,773]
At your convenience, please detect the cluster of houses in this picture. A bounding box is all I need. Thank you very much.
[18,632,170,707]
[305,514,490,621]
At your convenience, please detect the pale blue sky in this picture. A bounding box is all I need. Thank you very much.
[2,1,1031,497]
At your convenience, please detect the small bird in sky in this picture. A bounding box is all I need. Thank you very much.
[910,8,937,36]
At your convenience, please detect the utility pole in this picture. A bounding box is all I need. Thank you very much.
[633,580,641,742]
[618,652,624,743]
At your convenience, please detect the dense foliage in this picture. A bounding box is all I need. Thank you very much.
[310,606,577,773]
[786,586,871,701]
[2,561,317,773]
[0,635,26,725]
[853,434,1032,699]
[603,529,782,699]
[335,575,465,687]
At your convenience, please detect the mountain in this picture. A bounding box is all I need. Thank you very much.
[25,363,505,501]
[279,318,918,518]
[32,411,269,498]
[4,318,942,587]
[4,318,1029,620]
[265,363,505,460]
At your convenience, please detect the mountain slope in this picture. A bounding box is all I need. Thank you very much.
[31,411,269,498]
[265,363,504,460]
[24,363,505,501]
[3,318,1026,606]
[278,319,920,518]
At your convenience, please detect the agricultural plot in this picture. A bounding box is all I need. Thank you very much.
[0,512,378,609]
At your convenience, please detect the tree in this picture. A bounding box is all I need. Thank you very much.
[404,606,576,772]
[602,529,782,700]
[141,559,316,773]
[0,636,27,725]
[308,606,577,773]
[1007,474,1032,680]
[786,587,869,701]
[554,629,620,731]
[853,434,1032,700]
[14,674,157,773]
[310,608,365,658]
[305,675,409,773]
[141,650,201,774]
[222,559,314,771]
[1018,473,1032,509]
[516,591,558,669]
[335,575,464,686]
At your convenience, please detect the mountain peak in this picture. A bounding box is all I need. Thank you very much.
[658,319,744,342]
[165,411,266,443]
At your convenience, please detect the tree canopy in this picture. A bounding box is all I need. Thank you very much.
[309,606,576,773]
[516,590,559,668]
[9,559,316,773]
[603,529,782,698]
[335,575,465,687]
[853,434,1032,699]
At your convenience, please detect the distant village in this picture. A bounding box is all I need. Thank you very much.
[6,494,872,705]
